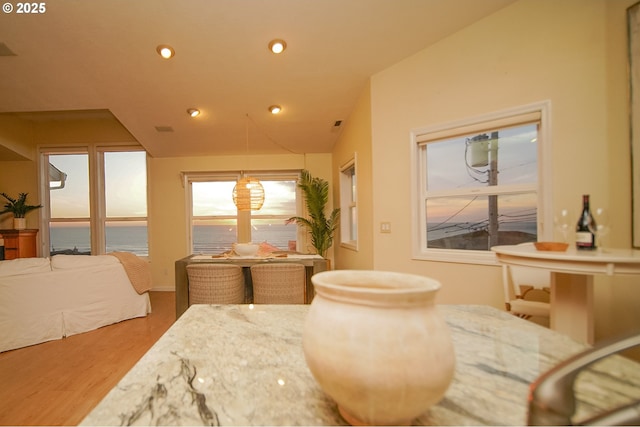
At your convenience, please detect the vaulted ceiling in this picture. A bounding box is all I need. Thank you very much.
[0,0,516,158]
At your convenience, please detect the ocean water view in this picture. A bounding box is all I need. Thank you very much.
[427,221,537,250]
[50,224,297,256]
[427,221,537,240]
[49,221,536,256]
[50,225,148,256]
[192,223,297,254]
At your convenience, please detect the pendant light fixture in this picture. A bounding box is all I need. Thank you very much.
[232,175,265,211]
[232,115,265,211]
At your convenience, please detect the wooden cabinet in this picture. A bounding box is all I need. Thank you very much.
[0,229,38,259]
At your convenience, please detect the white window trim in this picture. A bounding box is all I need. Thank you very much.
[339,155,358,251]
[182,172,240,253]
[38,145,149,258]
[182,170,302,254]
[409,100,553,265]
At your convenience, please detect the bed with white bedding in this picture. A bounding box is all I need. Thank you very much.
[0,254,152,353]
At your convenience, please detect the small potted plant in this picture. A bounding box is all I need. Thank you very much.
[0,192,42,230]
[287,170,340,258]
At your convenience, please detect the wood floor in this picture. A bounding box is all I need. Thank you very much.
[0,291,176,426]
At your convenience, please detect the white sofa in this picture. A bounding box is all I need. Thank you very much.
[0,254,152,353]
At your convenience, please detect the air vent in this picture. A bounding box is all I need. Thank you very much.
[0,43,17,57]
[331,120,344,133]
[155,126,174,133]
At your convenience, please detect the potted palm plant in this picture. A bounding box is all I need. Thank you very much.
[0,192,42,230]
[287,170,340,258]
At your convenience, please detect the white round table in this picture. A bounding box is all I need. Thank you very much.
[493,243,640,344]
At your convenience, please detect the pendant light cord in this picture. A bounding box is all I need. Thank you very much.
[246,113,250,154]
[245,113,300,155]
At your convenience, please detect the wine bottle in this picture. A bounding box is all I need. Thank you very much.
[575,194,596,250]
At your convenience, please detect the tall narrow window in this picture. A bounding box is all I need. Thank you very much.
[189,172,299,254]
[104,151,148,255]
[340,158,358,249]
[192,179,238,254]
[412,104,549,263]
[250,179,298,250]
[48,153,91,255]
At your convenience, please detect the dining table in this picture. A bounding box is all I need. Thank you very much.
[493,243,640,344]
[174,254,328,318]
[80,303,640,426]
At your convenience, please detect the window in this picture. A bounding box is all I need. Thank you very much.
[411,102,551,264]
[47,153,91,255]
[187,171,299,254]
[103,151,148,254]
[191,179,238,254]
[340,157,358,249]
[42,147,148,256]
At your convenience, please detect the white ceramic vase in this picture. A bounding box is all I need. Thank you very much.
[13,218,26,230]
[303,270,455,426]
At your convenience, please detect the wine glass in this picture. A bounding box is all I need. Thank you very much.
[588,207,610,251]
[554,208,573,243]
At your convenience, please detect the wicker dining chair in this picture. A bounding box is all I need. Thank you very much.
[186,264,245,305]
[250,263,306,304]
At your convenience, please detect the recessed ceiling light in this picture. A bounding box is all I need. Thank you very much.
[187,108,200,117]
[156,44,175,59]
[268,39,287,54]
[269,105,282,114]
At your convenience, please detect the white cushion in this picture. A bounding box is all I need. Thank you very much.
[0,257,51,277]
[51,254,119,270]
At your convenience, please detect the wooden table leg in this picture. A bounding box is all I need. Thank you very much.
[175,258,190,319]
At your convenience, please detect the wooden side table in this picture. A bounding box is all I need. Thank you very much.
[0,229,38,259]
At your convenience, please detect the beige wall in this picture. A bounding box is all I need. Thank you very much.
[0,116,35,160]
[0,115,337,290]
[332,83,374,270]
[1,152,334,287]
[1,0,638,346]
[0,115,140,245]
[597,0,640,349]
[363,0,639,343]
[0,160,39,231]
[148,152,333,289]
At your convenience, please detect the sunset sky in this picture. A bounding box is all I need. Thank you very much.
[48,152,296,220]
[47,124,536,226]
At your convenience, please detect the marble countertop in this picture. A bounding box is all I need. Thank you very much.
[81,304,640,426]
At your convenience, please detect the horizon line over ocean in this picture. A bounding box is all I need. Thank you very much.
[48,221,536,256]
[50,223,298,256]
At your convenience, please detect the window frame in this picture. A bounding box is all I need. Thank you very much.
[100,149,149,255]
[183,170,302,254]
[339,155,358,251]
[38,145,149,258]
[410,101,553,265]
